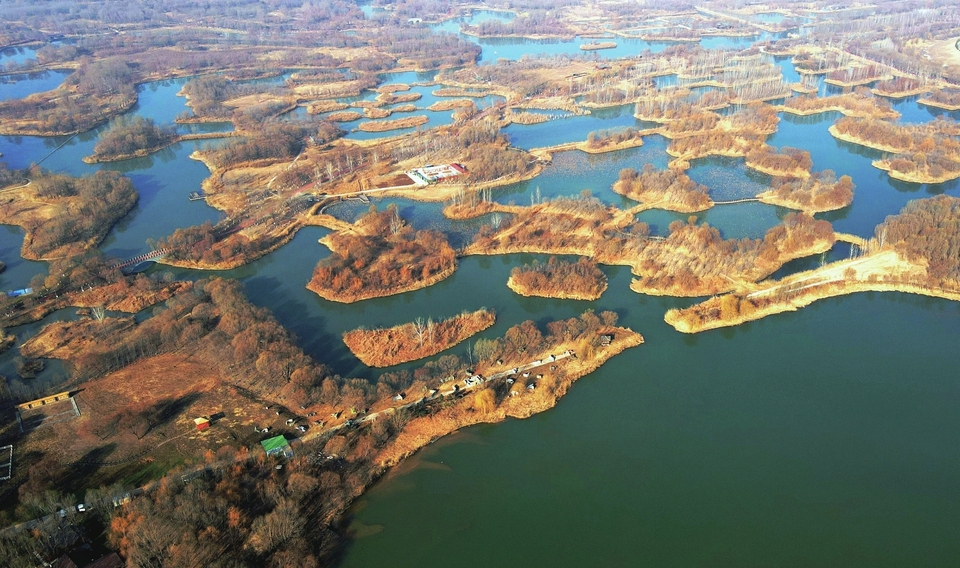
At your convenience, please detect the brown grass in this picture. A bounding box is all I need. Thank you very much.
[342,309,496,367]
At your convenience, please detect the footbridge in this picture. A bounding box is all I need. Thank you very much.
[112,248,169,270]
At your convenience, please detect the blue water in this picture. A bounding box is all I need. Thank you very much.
[0,70,70,102]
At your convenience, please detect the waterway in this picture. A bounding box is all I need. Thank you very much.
[1,32,960,568]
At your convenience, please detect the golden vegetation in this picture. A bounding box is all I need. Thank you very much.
[308,205,457,302]
[508,257,608,300]
[778,90,899,119]
[831,116,960,183]
[613,165,712,212]
[343,309,496,367]
[666,195,960,332]
[758,170,855,213]
[630,212,835,296]
[918,88,960,111]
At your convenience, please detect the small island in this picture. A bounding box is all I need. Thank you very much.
[581,41,617,51]
[757,170,855,213]
[918,88,960,111]
[612,165,712,212]
[358,115,429,132]
[84,116,177,163]
[777,90,899,119]
[308,205,457,302]
[343,309,496,367]
[508,257,608,300]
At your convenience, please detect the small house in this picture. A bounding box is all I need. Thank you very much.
[194,417,210,431]
[261,435,294,459]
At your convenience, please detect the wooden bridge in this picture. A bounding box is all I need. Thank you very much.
[112,248,169,270]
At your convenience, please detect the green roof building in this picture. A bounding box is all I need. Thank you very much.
[260,435,294,459]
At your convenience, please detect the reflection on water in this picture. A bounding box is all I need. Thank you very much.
[2,29,960,568]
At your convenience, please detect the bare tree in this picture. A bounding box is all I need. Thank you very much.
[411,317,427,346]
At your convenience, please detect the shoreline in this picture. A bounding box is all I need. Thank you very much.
[916,97,960,111]
[756,190,851,213]
[506,275,605,301]
[775,104,899,120]
[357,115,429,132]
[372,328,644,468]
[871,159,960,184]
[306,262,458,303]
[342,309,496,367]
[82,132,239,164]
[827,125,907,153]
[666,280,960,334]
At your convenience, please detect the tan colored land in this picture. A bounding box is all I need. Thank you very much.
[664,249,948,333]
[377,92,421,105]
[828,125,904,153]
[364,107,393,119]
[872,159,960,184]
[357,115,430,132]
[432,87,492,98]
[507,259,608,301]
[581,42,617,51]
[503,110,551,125]
[917,97,960,111]
[776,93,900,119]
[757,189,848,213]
[0,178,135,261]
[342,309,496,367]
[428,99,476,111]
[328,111,363,122]
[307,100,349,114]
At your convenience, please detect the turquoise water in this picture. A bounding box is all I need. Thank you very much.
[2,31,960,568]
[338,290,960,568]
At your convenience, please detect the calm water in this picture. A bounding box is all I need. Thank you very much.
[1,37,960,568]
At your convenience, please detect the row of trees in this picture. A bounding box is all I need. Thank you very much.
[585,127,645,150]
[880,195,960,283]
[781,89,896,118]
[922,88,960,108]
[745,146,813,176]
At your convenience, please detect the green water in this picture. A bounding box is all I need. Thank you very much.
[1,48,960,567]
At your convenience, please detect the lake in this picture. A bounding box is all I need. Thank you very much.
[1,39,960,568]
